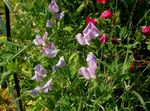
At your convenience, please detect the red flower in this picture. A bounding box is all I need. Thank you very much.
[86,16,97,26]
[96,0,107,4]
[99,34,107,44]
[141,26,150,36]
[111,36,119,44]
[130,63,135,73]
[100,9,112,19]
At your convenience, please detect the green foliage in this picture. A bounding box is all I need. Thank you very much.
[1,0,150,111]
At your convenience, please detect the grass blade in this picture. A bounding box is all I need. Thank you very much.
[132,91,147,111]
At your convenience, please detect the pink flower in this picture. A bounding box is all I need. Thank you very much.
[96,0,107,4]
[86,16,97,25]
[100,9,112,19]
[141,26,150,36]
[99,34,107,44]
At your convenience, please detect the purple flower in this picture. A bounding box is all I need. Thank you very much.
[83,22,99,39]
[46,20,54,28]
[48,0,59,13]
[52,56,65,72]
[76,23,99,45]
[75,33,87,45]
[43,43,57,58]
[33,32,48,46]
[41,79,53,93]
[29,86,41,95]
[31,64,47,81]
[53,11,64,20]
[86,52,96,63]
[79,52,97,80]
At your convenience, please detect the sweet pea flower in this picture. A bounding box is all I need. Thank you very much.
[79,52,97,80]
[43,43,57,58]
[76,23,99,45]
[52,56,65,72]
[99,34,107,44]
[33,32,48,46]
[86,16,97,26]
[100,9,112,19]
[96,0,107,4]
[75,33,87,45]
[83,22,99,39]
[48,0,59,13]
[53,11,65,20]
[86,52,96,63]
[141,26,150,36]
[46,20,54,28]
[41,79,53,93]
[29,86,41,95]
[31,64,47,81]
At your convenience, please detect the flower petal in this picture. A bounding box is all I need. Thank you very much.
[76,33,87,45]
[41,79,53,93]
[52,56,65,72]
[46,20,54,28]
[79,67,91,80]
[48,0,59,13]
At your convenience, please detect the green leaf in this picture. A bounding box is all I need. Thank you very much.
[0,71,11,84]
[147,44,150,51]
[6,61,17,72]
[63,26,73,32]
[57,96,70,106]
[0,16,7,34]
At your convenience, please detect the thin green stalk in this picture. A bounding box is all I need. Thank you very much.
[6,80,20,111]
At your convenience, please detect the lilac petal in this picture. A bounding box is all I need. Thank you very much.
[34,64,42,72]
[41,79,53,93]
[86,52,96,63]
[48,0,59,13]
[43,48,57,58]
[52,56,65,72]
[53,12,64,20]
[87,61,97,77]
[46,20,54,28]
[79,67,91,80]
[32,64,47,81]
[31,75,42,81]
[43,43,57,58]
[76,33,87,45]
[42,32,48,40]
[83,22,99,39]
[34,64,47,76]
[29,86,41,95]
[33,35,45,46]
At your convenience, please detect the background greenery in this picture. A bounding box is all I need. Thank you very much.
[0,0,150,110]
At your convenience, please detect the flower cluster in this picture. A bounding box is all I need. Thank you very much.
[33,32,57,58]
[46,0,64,28]
[29,0,66,95]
